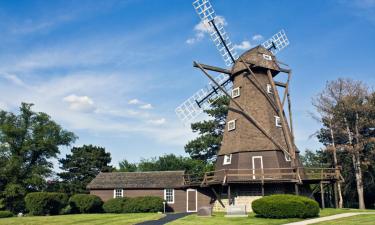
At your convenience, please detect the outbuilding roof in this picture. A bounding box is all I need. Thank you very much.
[86,171,185,189]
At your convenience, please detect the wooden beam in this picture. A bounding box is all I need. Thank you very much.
[275,81,287,88]
[266,69,296,162]
[295,184,299,195]
[211,187,225,208]
[228,185,231,205]
[194,62,291,157]
[193,62,231,74]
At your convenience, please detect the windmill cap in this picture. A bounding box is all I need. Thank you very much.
[231,45,281,77]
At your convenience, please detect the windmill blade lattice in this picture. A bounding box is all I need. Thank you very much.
[193,0,238,66]
[261,29,290,55]
[175,73,232,124]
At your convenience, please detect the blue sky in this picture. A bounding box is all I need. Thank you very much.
[0,0,374,169]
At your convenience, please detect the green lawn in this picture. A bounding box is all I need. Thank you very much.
[313,213,375,225]
[0,213,163,225]
[167,209,375,225]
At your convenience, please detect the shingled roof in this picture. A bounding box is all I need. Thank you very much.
[87,171,185,189]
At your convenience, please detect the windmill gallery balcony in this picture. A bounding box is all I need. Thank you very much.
[183,167,343,187]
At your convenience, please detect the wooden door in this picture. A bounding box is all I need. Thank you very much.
[252,156,263,179]
[186,189,197,212]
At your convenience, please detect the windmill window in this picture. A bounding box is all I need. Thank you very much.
[164,188,174,204]
[228,120,236,131]
[267,84,272,94]
[285,153,291,162]
[114,189,123,198]
[263,54,272,61]
[223,154,232,165]
[275,116,282,127]
[232,87,240,98]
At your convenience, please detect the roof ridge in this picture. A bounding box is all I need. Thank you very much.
[101,170,185,174]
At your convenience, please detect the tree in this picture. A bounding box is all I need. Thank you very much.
[0,103,76,212]
[185,96,229,163]
[58,145,113,195]
[118,159,137,172]
[312,79,375,209]
[118,154,213,176]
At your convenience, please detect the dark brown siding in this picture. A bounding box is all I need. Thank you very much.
[90,187,214,213]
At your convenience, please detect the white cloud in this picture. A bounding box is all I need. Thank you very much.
[128,99,140,105]
[252,34,264,41]
[139,103,153,109]
[233,40,252,50]
[186,16,227,45]
[63,94,96,113]
[148,118,166,125]
[0,73,27,87]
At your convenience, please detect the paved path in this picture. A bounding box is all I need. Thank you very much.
[136,213,191,225]
[283,212,375,225]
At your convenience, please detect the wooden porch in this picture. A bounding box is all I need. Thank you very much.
[184,167,343,187]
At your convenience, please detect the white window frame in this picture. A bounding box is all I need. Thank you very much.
[186,189,198,212]
[231,87,240,98]
[164,188,175,204]
[228,119,236,131]
[267,84,272,94]
[223,154,232,165]
[275,116,282,127]
[252,156,264,179]
[285,153,291,162]
[113,189,123,198]
[263,54,272,61]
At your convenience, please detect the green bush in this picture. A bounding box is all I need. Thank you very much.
[252,194,319,218]
[69,194,103,213]
[122,196,163,213]
[25,192,68,216]
[103,198,128,213]
[0,210,13,218]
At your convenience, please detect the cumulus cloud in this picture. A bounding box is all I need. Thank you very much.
[252,34,264,41]
[139,103,153,109]
[63,94,96,113]
[186,16,227,45]
[128,98,141,105]
[148,118,166,125]
[233,41,252,50]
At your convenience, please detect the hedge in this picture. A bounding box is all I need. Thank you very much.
[252,194,319,218]
[103,198,128,213]
[103,196,163,213]
[123,196,163,213]
[0,210,13,218]
[25,192,68,216]
[69,194,103,213]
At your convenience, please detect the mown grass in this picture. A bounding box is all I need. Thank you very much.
[167,208,374,225]
[0,213,163,225]
[313,213,375,225]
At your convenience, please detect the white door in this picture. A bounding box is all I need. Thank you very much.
[252,156,264,179]
[186,189,198,212]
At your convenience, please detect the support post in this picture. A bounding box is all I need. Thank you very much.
[320,182,325,209]
[295,184,299,195]
[228,185,232,205]
[261,184,265,196]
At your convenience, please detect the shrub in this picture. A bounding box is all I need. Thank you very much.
[25,192,68,216]
[252,194,319,218]
[103,198,128,213]
[122,196,163,213]
[0,210,13,218]
[69,194,103,213]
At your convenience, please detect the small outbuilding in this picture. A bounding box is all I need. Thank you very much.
[87,171,214,212]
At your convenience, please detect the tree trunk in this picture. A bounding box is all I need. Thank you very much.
[353,113,365,209]
[344,116,365,209]
[329,119,343,208]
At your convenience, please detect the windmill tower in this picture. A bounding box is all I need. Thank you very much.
[177,0,341,208]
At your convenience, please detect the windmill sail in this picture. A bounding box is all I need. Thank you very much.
[261,29,290,55]
[193,0,238,66]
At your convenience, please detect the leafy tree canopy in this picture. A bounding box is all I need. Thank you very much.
[58,145,113,195]
[184,96,229,163]
[0,103,76,212]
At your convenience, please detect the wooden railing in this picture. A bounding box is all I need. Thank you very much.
[183,167,342,186]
